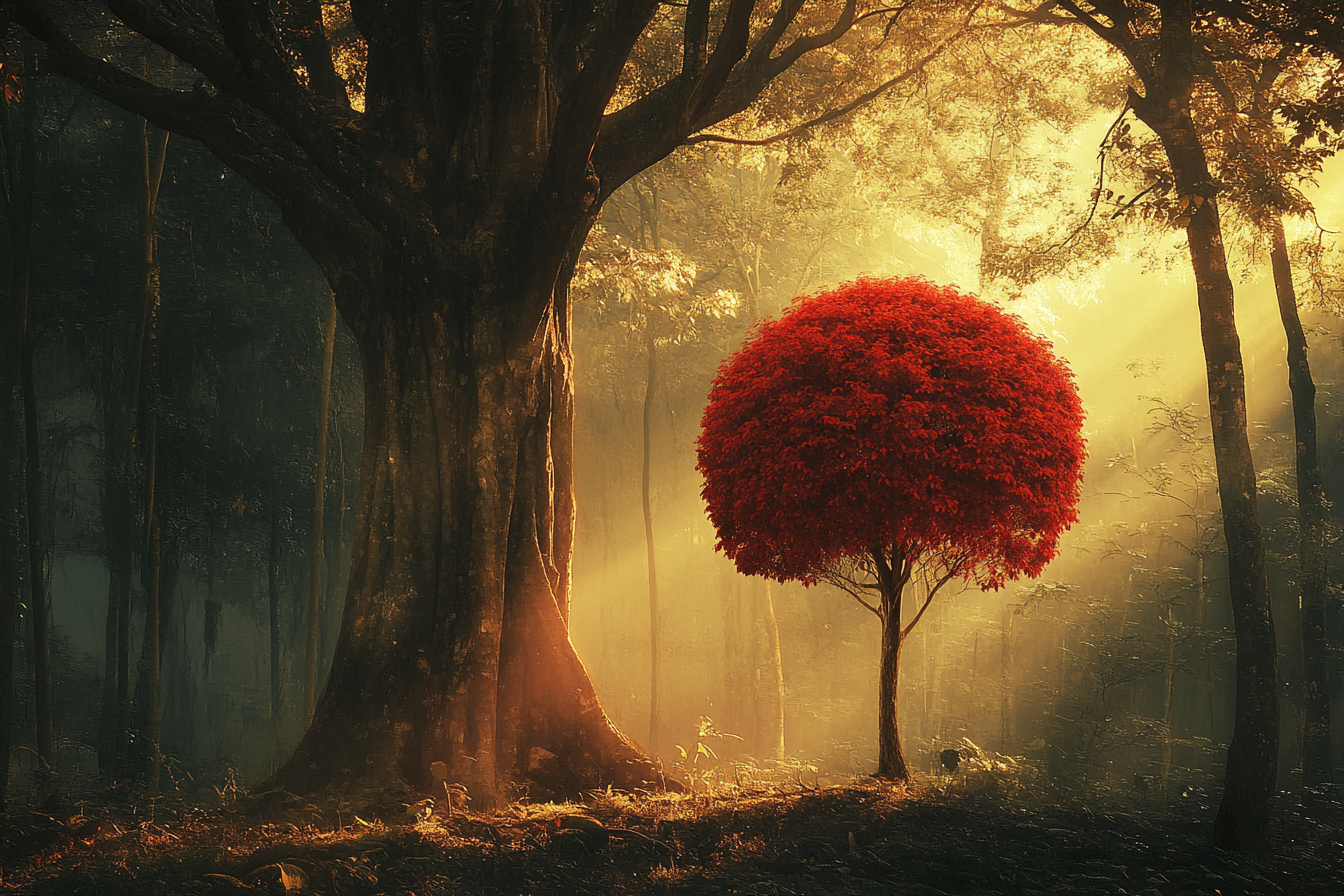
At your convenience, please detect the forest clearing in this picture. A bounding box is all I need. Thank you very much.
[4,1,1344,893]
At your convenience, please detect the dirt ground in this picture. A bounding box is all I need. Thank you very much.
[3,768,1342,895]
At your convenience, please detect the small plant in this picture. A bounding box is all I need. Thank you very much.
[674,716,742,795]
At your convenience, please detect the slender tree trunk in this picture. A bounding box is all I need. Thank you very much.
[132,110,171,789]
[304,293,338,723]
[0,225,22,805]
[643,328,661,756]
[876,576,908,780]
[269,509,282,725]
[1133,55,1278,845]
[98,361,134,779]
[1269,217,1332,785]
[754,580,785,760]
[142,491,162,789]
[1000,602,1011,753]
[1163,603,1176,786]
[4,59,54,789]
[0,378,16,806]
[736,269,787,760]
[872,547,913,780]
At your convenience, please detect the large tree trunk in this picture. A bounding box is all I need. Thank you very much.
[1269,217,1332,785]
[270,265,658,804]
[1132,46,1278,844]
[304,294,338,722]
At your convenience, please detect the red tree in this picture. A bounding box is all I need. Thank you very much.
[697,277,1086,779]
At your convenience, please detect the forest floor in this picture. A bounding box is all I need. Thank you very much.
[2,763,1342,896]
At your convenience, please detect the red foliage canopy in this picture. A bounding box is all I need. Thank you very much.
[696,277,1087,589]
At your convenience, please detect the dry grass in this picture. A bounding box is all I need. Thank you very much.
[2,765,1342,895]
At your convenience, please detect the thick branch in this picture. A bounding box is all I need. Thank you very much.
[212,0,299,92]
[286,0,346,105]
[593,0,886,197]
[105,0,252,97]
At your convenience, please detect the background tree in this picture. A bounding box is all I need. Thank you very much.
[1018,0,1281,848]
[697,277,1086,779]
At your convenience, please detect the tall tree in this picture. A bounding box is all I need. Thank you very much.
[13,0,965,801]
[0,39,36,807]
[1034,0,1278,848]
[1213,48,1335,787]
[1,37,54,790]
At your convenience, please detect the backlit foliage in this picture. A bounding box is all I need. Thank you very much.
[697,277,1086,589]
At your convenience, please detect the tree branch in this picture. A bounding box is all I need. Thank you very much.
[104,0,252,97]
[683,32,944,146]
[901,564,961,640]
[851,592,883,618]
[212,0,299,92]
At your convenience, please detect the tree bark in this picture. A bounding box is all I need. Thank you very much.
[304,293,338,723]
[642,328,662,756]
[1269,216,1332,785]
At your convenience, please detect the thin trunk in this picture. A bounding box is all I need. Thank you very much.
[269,510,282,723]
[1000,602,1011,752]
[1163,603,1176,786]
[1270,217,1332,785]
[143,488,162,790]
[0,182,21,803]
[875,551,909,780]
[98,361,134,779]
[643,328,661,755]
[1136,83,1277,853]
[135,109,171,789]
[754,579,785,760]
[304,293,338,723]
[0,380,16,806]
[4,57,53,788]
[736,268,787,760]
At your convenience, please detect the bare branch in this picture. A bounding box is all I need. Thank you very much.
[901,564,962,640]
[851,593,883,618]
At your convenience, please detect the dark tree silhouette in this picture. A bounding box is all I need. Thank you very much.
[696,277,1086,779]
